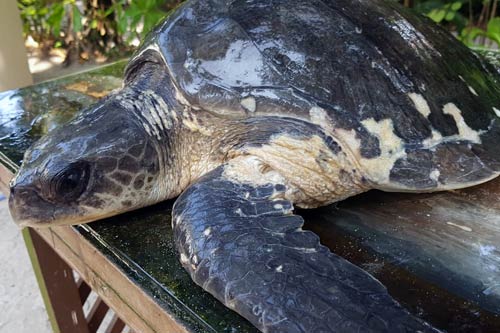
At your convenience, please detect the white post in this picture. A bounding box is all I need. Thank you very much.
[0,0,33,91]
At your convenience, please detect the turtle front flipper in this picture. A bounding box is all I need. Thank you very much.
[172,157,439,333]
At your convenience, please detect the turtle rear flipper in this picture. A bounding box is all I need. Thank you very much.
[172,158,439,333]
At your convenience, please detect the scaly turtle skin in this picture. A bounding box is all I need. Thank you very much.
[9,0,500,332]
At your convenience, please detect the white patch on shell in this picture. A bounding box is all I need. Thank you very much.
[131,43,165,65]
[204,228,211,236]
[360,118,407,185]
[430,169,440,182]
[408,93,431,118]
[355,27,362,34]
[459,76,479,96]
[493,107,500,118]
[443,103,481,144]
[389,17,440,58]
[422,129,444,149]
[241,97,256,113]
[276,265,283,273]
[468,86,479,96]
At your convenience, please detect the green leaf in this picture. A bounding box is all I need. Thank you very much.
[488,17,500,36]
[72,5,83,33]
[445,11,455,21]
[142,10,164,36]
[460,26,487,46]
[46,3,65,37]
[117,17,128,35]
[451,2,462,11]
[428,8,446,23]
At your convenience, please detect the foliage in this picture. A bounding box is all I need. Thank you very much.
[400,0,500,48]
[18,0,499,64]
[17,0,182,62]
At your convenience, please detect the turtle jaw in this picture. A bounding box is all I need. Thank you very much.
[9,182,80,228]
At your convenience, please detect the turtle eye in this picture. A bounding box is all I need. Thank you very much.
[51,162,90,202]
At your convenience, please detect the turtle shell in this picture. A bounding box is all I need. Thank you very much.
[130,0,500,191]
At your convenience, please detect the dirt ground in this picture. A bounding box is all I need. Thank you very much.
[0,199,52,333]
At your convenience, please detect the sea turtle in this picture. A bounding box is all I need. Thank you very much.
[8,0,500,332]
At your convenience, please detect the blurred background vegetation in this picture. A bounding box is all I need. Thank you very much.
[17,0,182,65]
[17,0,500,66]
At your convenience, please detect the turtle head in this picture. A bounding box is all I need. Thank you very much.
[9,93,167,227]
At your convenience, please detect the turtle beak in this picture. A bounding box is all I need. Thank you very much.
[8,171,60,228]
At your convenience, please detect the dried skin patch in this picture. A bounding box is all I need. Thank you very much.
[229,134,366,207]
[309,106,335,133]
[118,89,175,140]
[408,93,431,118]
[443,103,481,144]
[182,114,214,136]
[223,155,286,187]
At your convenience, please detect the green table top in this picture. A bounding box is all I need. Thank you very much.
[0,54,499,332]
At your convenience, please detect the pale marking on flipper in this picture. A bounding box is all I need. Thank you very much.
[446,222,473,232]
[241,97,256,113]
[360,118,407,185]
[493,107,500,118]
[430,169,440,182]
[274,203,284,210]
[408,93,431,118]
[443,103,481,144]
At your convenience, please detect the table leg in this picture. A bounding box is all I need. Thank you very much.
[23,227,90,333]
